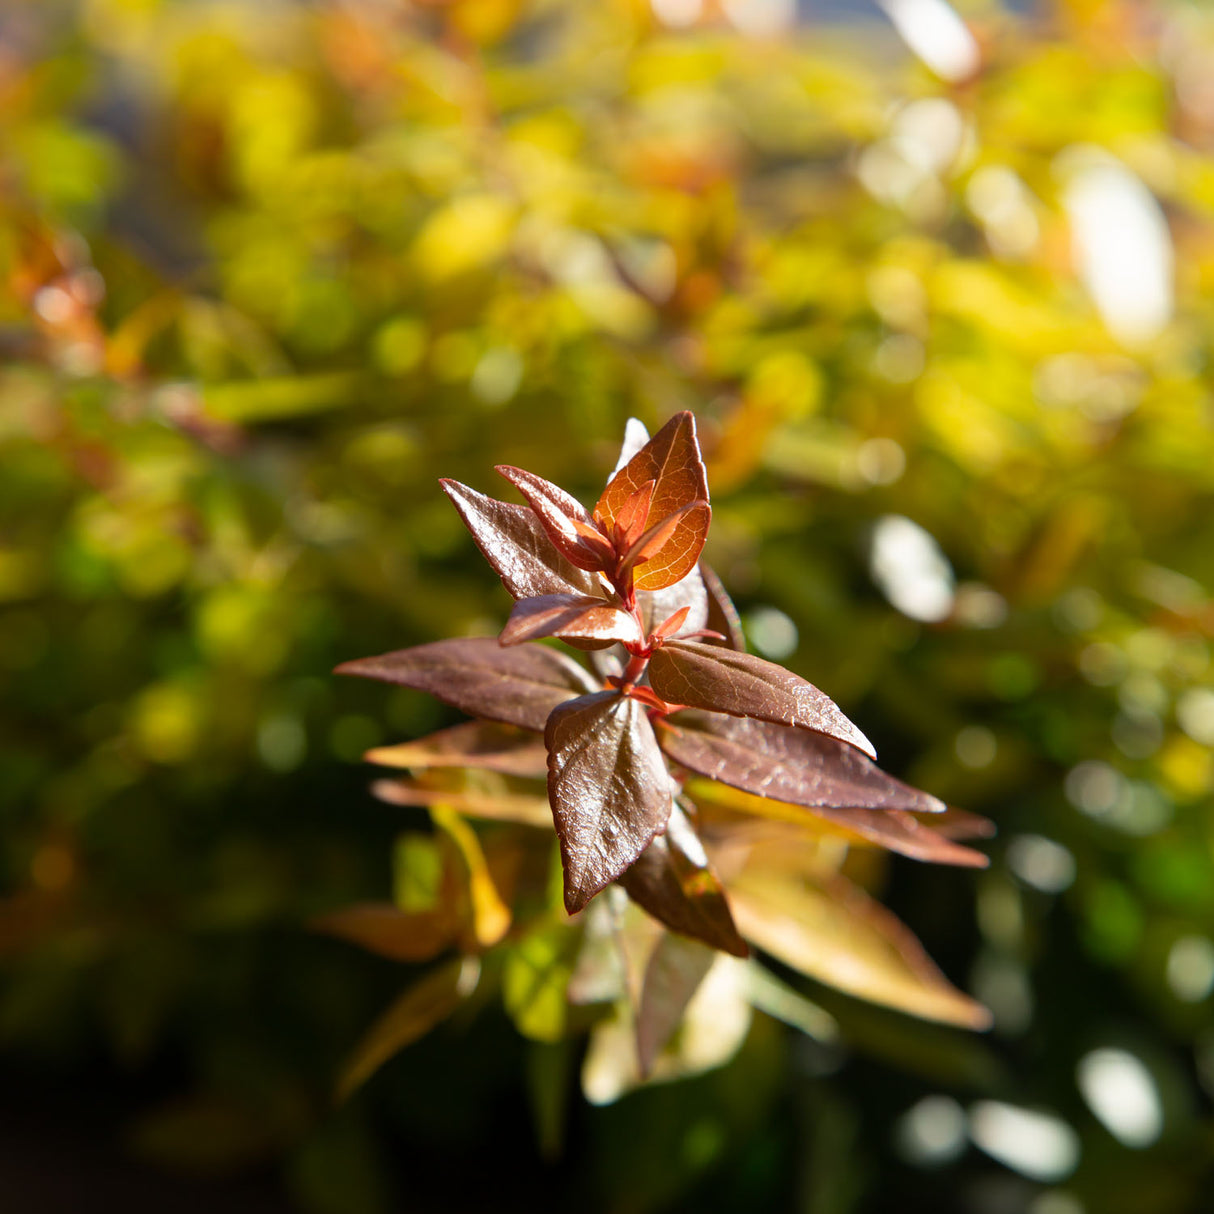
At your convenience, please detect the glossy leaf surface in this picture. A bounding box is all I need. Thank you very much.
[440,479,599,599]
[660,712,934,813]
[496,464,609,572]
[545,691,674,913]
[500,594,643,648]
[336,638,596,732]
[728,872,991,1030]
[365,721,549,778]
[596,412,711,591]
[618,803,747,957]
[649,640,876,759]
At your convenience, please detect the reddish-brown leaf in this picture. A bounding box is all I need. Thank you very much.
[595,412,711,591]
[700,563,746,651]
[618,803,748,957]
[727,871,991,1029]
[636,933,717,1077]
[913,806,997,840]
[336,638,597,733]
[311,902,456,963]
[440,479,599,600]
[545,691,674,913]
[496,465,611,572]
[500,594,643,648]
[660,712,933,812]
[365,721,549,777]
[648,640,876,759]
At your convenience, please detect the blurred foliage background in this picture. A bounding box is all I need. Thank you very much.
[2,0,1214,1210]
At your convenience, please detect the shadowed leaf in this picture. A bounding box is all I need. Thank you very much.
[337,957,479,1101]
[913,806,998,840]
[336,638,596,732]
[649,640,876,759]
[700,563,746,651]
[371,779,553,828]
[545,691,674,913]
[596,412,711,591]
[636,934,717,1076]
[311,903,456,963]
[618,803,748,956]
[637,566,710,637]
[728,871,991,1030]
[501,594,643,648]
[440,479,599,599]
[365,721,549,777]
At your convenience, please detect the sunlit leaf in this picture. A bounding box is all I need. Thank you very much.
[500,593,643,647]
[636,933,716,1076]
[545,691,674,913]
[431,806,512,949]
[337,957,480,1101]
[636,565,710,637]
[618,803,748,957]
[595,411,711,591]
[336,638,596,732]
[440,478,599,599]
[371,779,553,828]
[366,720,549,778]
[649,642,876,759]
[503,922,582,1043]
[728,871,991,1030]
[310,902,456,963]
[661,713,933,813]
[496,464,611,572]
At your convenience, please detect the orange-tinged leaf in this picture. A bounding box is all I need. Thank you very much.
[596,412,711,591]
[337,957,479,1101]
[440,479,600,599]
[336,637,596,732]
[637,566,710,636]
[371,779,553,828]
[365,720,549,777]
[496,465,611,572]
[545,691,674,913]
[649,641,876,759]
[728,872,991,1030]
[619,803,747,956]
[310,902,456,963]
[500,594,643,648]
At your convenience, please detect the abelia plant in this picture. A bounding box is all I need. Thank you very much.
[331,413,993,1099]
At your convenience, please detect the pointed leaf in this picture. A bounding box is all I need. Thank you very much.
[440,479,599,599]
[700,563,746,651]
[636,933,717,1076]
[496,465,610,572]
[311,903,456,963]
[431,806,512,948]
[337,957,479,1101]
[727,871,991,1030]
[914,806,997,840]
[336,637,597,732]
[366,721,549,778]
[596,412,711,591]
[545,691,674,913]
[500,594,643,648]
[649,640,876,759]
[661,713,932,812]
[371,779,553,828]
[693,792,988,867]
[618,803,748,956]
